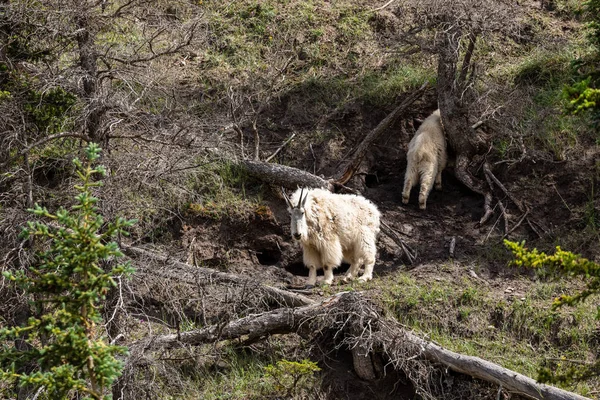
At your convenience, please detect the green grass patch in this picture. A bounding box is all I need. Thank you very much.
[360,65,436,107]
[184,160,262,221]
[380,271,598,395]
[160,345,321,400]
[506,46,597,159]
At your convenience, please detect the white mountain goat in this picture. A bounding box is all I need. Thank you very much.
[402,109,447,210]
[282,188,381,287]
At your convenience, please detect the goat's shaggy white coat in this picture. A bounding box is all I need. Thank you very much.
[285,188,380,286]
[402,109,447,210]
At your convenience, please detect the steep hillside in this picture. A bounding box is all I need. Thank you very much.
[0,0,599,399]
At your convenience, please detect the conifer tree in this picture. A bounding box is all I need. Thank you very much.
[0,143,135,399]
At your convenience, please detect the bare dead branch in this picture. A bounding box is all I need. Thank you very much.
[137,291,344,351]
[104,22,197,66]
[483,162,524,213]
[497,200,509,236]
[396,327,591,400]
[380,221,416,265]
[458,32,477,85]
[372,0,398,12]
[334,81,431,186]
[122,244,314,308]
[252,119,260,161]
[265,133,296,163]
[504,208,530,238]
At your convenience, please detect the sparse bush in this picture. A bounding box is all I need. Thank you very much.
[262,359,321,398]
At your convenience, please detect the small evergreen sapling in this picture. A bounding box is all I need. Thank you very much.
[0,143,135,399]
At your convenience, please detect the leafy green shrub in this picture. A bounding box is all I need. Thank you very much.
[505,240,600,384]
[0,143,135,399]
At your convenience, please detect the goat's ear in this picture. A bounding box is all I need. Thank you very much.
[281,187,293,209]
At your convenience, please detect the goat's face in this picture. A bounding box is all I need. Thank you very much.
[289,207,308,241]
[282,188,309,242]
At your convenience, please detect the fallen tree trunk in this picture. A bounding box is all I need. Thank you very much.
[129,291,590,400]
[239,159,332,190]
[139,291,346,351]
[334,81,430,186]
[388,328,590,400]
[122,245,314,308]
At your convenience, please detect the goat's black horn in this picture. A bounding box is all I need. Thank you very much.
[297,188,304,208]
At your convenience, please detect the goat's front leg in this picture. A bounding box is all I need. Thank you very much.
[307,265,317,287]
[343,261,361,283]
[323,265,334,285]
[303,246,320,288]
[435,168,443,191]
[358,254,376,283]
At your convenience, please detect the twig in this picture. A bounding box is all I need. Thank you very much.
[552,184,572,213]
[309,143,317,175]
[497,200,509,236]
[252,119,260,161]
[471,120,484,130]
[526,217,545,238]
[31,386,44,400]
[265,133,296,163]
[503,209,530,238]
[483,163,524,213]
[107,133,176,147]
[380,221,416,265]
[483,206,502,243]
[372,0,397,11]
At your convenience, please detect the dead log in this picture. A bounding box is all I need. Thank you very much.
[389,328,590,400]
[239,159,333,190]
[138,291,347,351]
[334,81,430,186]
[122,245,314,308]
[130,291,590,400]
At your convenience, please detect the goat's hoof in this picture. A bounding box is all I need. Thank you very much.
[419,204,426,210]
[402,198,409,205]
[358,277,371,283]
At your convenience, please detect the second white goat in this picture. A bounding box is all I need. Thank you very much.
[402,109,447,210]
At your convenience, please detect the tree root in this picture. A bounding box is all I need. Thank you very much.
[454,154,494,225]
